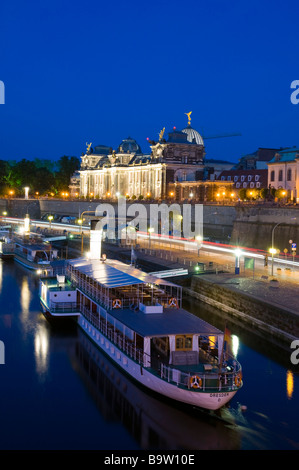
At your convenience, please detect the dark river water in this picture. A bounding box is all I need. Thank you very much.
[0,259,298,450]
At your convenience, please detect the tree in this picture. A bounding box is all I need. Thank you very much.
[239,188,247,200]
[260,188,269,200]
[55,156,80,190]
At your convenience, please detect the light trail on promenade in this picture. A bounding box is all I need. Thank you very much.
[1,216,299,269]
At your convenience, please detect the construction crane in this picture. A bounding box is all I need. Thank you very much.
[202,133,242,140]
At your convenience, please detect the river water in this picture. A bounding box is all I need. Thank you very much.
[0,259,298,450]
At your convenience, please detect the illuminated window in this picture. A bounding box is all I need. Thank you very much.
[175,335,193,350]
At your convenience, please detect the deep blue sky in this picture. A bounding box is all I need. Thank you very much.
[0,0,299,164]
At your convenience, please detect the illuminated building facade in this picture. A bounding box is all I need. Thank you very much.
[77,115,242,202]
[78,120,206,200]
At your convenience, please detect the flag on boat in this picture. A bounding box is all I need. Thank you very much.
[224,327,232,359]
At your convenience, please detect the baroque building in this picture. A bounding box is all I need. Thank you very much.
[267,147,299,201]
[79,119,206,200]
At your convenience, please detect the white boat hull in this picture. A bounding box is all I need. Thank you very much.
[77,314,238,411]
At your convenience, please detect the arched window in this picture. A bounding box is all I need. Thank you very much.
[270,170,275,182]
[278,170,283,181]
[287,168,292,181]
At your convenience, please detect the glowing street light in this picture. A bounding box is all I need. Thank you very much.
[269,247,277,277]
[48,215,54,229]
[196,235,202,255]
[234,248,242,274]
[24,187,29,200]
[148,227,154,249]
[24,213,30,234]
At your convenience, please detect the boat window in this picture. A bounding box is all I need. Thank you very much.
[175,335,193,350]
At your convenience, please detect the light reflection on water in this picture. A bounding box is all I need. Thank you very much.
[0,259,299,449]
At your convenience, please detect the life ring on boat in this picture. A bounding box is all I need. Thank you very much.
[168,297,178,308]
[234,373,242,387]
[190,375,202,389]
[112,299,122,309]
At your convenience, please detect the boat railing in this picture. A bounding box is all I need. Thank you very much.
[80,305,147,365]
[0,242,15,254]
[159,361,242,393]
[49,301,80,313]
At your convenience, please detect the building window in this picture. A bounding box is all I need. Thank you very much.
[227,176,231,181]
[241,175,245,181]
[278,170,283,181]
[243,182,247,188]
[250,182,254,188]
[248,175,252,181]
[236,183,240,188]
[256,182,260,188]
[234,176,238,182]
[270,170,275,182]
[287,168,292,181]
[255,175,259,181]
[221,176,225,181]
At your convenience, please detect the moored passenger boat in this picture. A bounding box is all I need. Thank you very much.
[39,222,243,411]
[13,236,58,272]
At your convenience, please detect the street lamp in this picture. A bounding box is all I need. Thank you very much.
[79,210,95,254]
[148,227,154,249]
[48,215,53,230]
[234,248,242,274]
[196,235,202,255]
[271,218,296,275]
[24,187,29,200]
[269,248,277,277]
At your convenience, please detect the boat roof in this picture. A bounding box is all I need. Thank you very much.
[110,306,223,338]
[67,257,178,288]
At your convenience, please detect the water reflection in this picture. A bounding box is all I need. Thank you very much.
[34,323,50,377]
[20,277,31,319]
[287,371,294,400]
[73,328,241,450]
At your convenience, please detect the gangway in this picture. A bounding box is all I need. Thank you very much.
[149,268,188,278]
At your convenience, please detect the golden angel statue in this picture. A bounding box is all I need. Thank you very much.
[159,127,165,141]
[185,111,192,125]
[86,142,92,154]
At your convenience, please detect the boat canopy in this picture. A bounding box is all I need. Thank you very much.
[67,258,178,288]
[102,305,223,339]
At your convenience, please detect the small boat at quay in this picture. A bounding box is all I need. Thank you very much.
[0,233,58,272]
[39,224,243,411]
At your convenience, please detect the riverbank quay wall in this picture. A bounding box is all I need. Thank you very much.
[189,274,299,348]
[1,198,299,251]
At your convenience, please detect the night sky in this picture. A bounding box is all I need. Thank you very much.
[0,0,299,163]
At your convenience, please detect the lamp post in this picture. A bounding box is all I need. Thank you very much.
[271,218,296,276]
[24,187,29,200]
[79,210,95,254]
[148,227,154,249]
[269,248,277,277]
[234,248,242,274]
[196,235,202,255]
[48,215,53,230]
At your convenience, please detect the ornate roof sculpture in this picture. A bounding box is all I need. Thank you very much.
[181,111,204,146]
